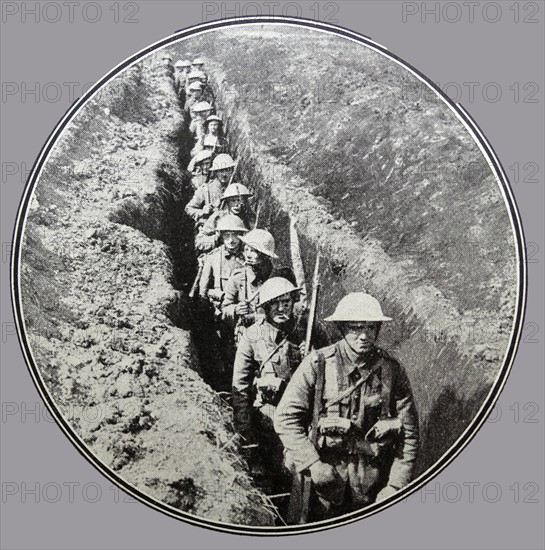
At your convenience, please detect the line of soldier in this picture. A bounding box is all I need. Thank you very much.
[174,55,419,524]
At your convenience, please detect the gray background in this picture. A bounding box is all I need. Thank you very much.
[1,1,543,548]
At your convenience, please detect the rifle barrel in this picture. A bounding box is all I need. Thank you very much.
[303,253,321,356]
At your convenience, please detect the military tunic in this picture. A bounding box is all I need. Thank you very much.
[221,263,273,325]
[198,244,245,309]
[185,177,226,224]
[274,340,418,519]
[232,317,302,438]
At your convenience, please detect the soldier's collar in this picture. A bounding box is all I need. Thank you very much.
[338,340,378,374]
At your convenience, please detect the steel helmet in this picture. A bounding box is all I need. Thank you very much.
[180,59,191,68]
[187,70,206,82]
[192,101,213,114]
[220,183,252,203]
[216,214,248,233]
[192,57,205,66]
[187,149,213,171]
[258,277,301,307]
[187,81,203,91]
[210,153,236,172]
[205,114,222,125]
[324,293,392,322]
[240,229,278,259]
[161,52,173,61]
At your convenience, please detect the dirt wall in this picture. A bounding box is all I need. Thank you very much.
[20,55,275,525]
[201,57,515,474]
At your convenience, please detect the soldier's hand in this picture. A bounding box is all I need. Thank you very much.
[203,204,214,216]
[235,302,250,316]
[309,461,340,487]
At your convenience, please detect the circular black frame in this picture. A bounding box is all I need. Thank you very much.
[10,16,527,536]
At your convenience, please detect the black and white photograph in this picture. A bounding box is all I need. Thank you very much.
[11,18,525,534]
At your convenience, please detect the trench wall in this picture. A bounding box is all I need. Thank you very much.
[20,55,275,525]
[207,63,506,474]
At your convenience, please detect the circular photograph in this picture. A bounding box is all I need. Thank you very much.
[12,18,525,534]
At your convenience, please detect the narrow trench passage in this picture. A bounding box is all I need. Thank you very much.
[152,69,293,523]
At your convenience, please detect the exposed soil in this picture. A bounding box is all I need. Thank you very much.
[20,54,275,525]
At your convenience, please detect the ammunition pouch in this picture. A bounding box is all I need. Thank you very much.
[207,289,224,312]
[255,375,285,406]
[318,416,353,450]
[364,417,403,457]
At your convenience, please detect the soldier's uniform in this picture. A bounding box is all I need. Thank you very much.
[233,316,302,438]
[221,264,272,325]
[173,60,191,102]
[275,338,418,522]
[185,177,226,225]
[194,183,254,254]
[186,154,236,226]
[232,277,303,495]
[199,244,245,311]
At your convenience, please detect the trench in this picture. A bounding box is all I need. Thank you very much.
[107,52,485,506]
[201,59,499,477]
[67,46,505,520]
[105,57,293,522]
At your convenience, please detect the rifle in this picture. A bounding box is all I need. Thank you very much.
[303,253,320,356]
[289,217,308,308]
[188,256,205,299]
[253,203,261,229]
[228,158,239,186]
[299,253,321,524]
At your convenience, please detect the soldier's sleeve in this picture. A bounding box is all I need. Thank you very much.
[387,364,419,489]
[221,272,239,324]
[232,330,258,437]
[185,187,205,221]
[198,254,213,299]
[274,356,321,473]
[194,216,219,254]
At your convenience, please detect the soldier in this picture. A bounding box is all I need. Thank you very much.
[195,183,254,254]
[173,59,191,97]
[195,115,228,157]
[185,153,237,225]
[191,57,206,71]
[222,228,277,336]
[232,277,303,449]
[274,293,419,522]
[184,81,204,118]
[160,52,173,77]
[199,214,248,314]
[186,69,215,106]
[186,149,213,190]
[189,101,213,140]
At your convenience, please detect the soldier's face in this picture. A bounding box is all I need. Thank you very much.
[244,245,264,266]
[222,231,241,252]
[342,322,380,354]
[201,159,211,175]
[227,197,244,214]
[267,296,294,325]
[208,121,220,134]
[217,168,233,184]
